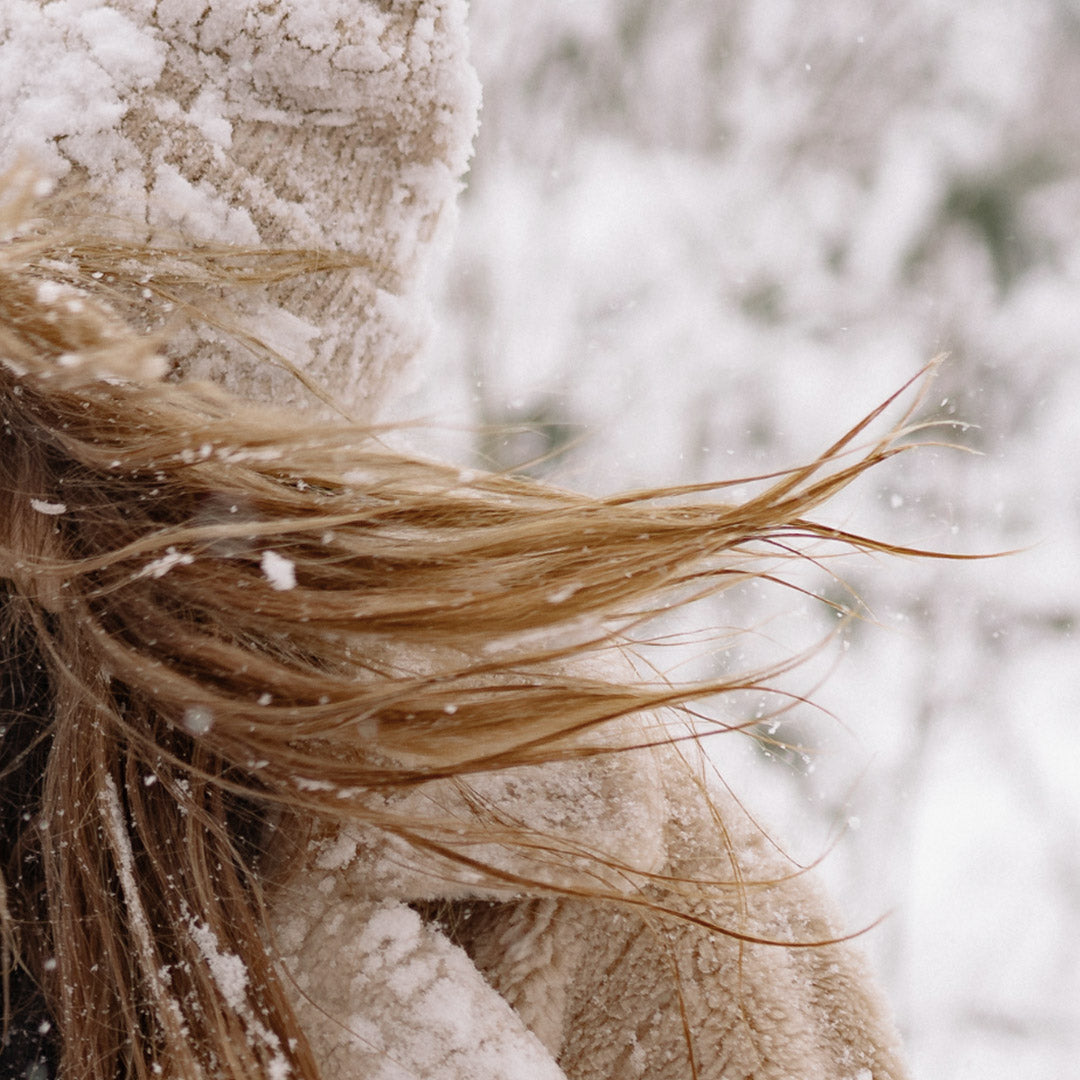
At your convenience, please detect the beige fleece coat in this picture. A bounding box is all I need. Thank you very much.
[273,740,909,1080]
[2,3,910,1078]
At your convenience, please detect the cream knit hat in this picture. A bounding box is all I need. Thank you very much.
[0,0,480,415]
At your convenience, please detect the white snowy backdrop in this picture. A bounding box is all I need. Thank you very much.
[400,4,1078,1078]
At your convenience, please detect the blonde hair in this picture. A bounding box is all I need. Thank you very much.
[0,174,959,1078]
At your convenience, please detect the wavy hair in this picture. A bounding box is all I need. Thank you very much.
[0,172,962,1079]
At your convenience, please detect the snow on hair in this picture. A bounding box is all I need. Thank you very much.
[0,170,962,1079]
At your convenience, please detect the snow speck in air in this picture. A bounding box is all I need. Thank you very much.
[182,705,214,736]
[30,498,66,515]
[261,550,297,590]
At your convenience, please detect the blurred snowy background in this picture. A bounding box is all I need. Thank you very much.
[399,3,1079,1077]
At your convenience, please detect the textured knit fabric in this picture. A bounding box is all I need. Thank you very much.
[0,0,480,415]
[2,4,912,1079]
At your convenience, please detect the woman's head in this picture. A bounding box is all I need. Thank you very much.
[0,175,957,1079]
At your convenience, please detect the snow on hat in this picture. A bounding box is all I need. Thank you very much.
[0,0,480,415]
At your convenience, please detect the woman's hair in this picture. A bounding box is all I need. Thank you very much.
[0,172,960,1078]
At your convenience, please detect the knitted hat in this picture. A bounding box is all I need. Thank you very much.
[0,0,480,415]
